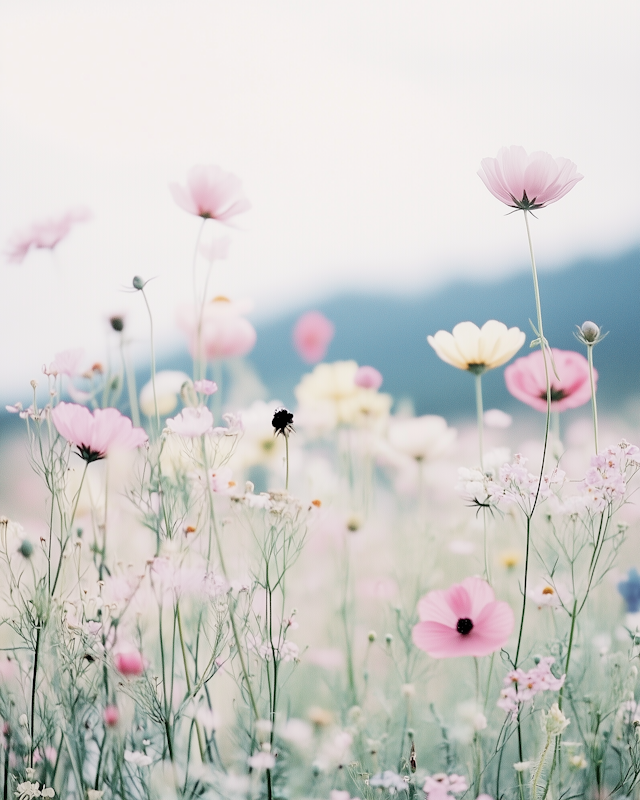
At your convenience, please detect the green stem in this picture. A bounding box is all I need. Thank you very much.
[29,624,41,768]
[475,372,484,471]
[532,735,552,800]
[285,435,290,491]
[587,345,599,454]
[120,334,141,429]
[140,286,159,434]
[558,599,577,711]
[177,604,206,761]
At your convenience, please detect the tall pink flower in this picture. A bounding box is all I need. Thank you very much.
[177,297,256,361]
[52,402,148,463]
[292,311,335,363]
[169,165,251,224]
[114,651,145,677]
[6,207,91,264]
[354,365,383,390]
[412,576,514,658]
[478,146,582,210]
[504,349,595,413]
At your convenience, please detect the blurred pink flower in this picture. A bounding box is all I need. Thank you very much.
[423,773,468,800]
[103,705,120,726]
[293,311,335,363]
[504,349,595,413]
[114,650,145,677]
[193,379,218,395]
[177,298,257,360]
[354,365,383,390]
[199,235,231,261]
[44,348,85,378]
[478,146,582,211]
[412,576,514,658]
[169,165,251,223]
[6,207,91,264]
[52,402,148,462]
[166,406,214,437]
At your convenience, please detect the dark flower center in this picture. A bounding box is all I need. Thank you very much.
[538,387,567,403]
[77,445,105,464]
[456,617,474,635]
[272,408,295,437]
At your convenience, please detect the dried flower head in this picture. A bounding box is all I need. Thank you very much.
[272,408,294,437]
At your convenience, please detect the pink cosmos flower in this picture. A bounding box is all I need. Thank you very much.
[52,402,148,463]
[412,576,514,658]
[478,146,583,211]
[177,298,257,361]
[44,348,85,378]
[354,365,383,390]
[114,650,145,677]
[504,349,595,413]
[169,165,251,223]
[6,207,91,264]
[292,311,335,363]
[165,406,214,437]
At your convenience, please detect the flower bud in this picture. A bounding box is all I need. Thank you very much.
[110,316,125,332]
[132,276,145,291]
[18,540,33,558]
[385,633,393,645]
[580,321,600,343]
[103,705,120,727]
[368,631,377,643]
[543,703,570,736]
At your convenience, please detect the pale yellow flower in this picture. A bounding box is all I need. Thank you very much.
[428,320,525,374]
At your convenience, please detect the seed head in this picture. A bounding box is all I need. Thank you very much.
[272,408,294,437]
[132,275,145,291]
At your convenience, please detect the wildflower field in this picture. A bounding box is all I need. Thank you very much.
[2,147,640,800]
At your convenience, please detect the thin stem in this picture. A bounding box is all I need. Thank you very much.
[475,372,484,470]
[29,624,41,768]
[176,604,206,761]
[514,515,532,667]
[587,345,599,454]
[120,334,141,429]
[140,286,159,434]
[192,219,207,380]
[285,435,290,491]
[558,599,577,711]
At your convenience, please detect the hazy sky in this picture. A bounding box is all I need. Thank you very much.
[1,1,638,392]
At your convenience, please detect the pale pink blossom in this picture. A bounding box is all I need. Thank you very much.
[478,146,582,210]
[578,441,639,511]
[177,298,256,361]
[199,235,231,262]
[354,365,383,390]
[292,311,335,363]
[44,348,85,378]
[505,349,594,413]
[114,650,145,677]
[304,647,345,670]
[169,165,251,223]
[497,657,565,720]
[52,403,148,462]
[484,454,565,515]
[165,406,214,437]
[483,409,512,429]
[412,576,514,658]
[5,207,91,264]
[423,773,468,800]
[210,466,237,494]
[193,380,218,395]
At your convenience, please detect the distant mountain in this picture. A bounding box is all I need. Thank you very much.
[244,247,640,418]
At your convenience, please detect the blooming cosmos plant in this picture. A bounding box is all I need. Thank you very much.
[169,165,251,224]
[412,576,514,658]
[52,403,148,462]
[428,320,525,374]
[5,207,91,264]
[504,348,595,412]
[478,146,583,210]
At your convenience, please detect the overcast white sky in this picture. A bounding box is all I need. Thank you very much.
[0,1,638,393]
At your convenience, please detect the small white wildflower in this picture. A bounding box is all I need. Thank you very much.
[543,703,570,736]
[247,751,276,770]
[87,792,104,800]
[569,754,588,769]
[18,714,28,728]
[513,761,533,772]
[124,750,152,767]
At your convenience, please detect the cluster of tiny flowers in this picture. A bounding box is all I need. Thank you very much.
[422,773,468,800]
[15,783,55,800]
[368,771,408,793]
[247,634,299,663]
[458,455,564,514]
[486,455,565,514]
[579,441,640,512]
[497,657,565,720]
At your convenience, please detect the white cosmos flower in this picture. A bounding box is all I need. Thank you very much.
[387,415,456,462]
[140,370,190,417]
[124,750,153,768]
[428,320,525,374]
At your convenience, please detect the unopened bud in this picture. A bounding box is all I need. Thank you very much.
[110,316,125,332]
[385,633,393,645]
[580,321,600,343]
[19,540,33,558]
[368,631,377,643]
[132,276,145,291]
